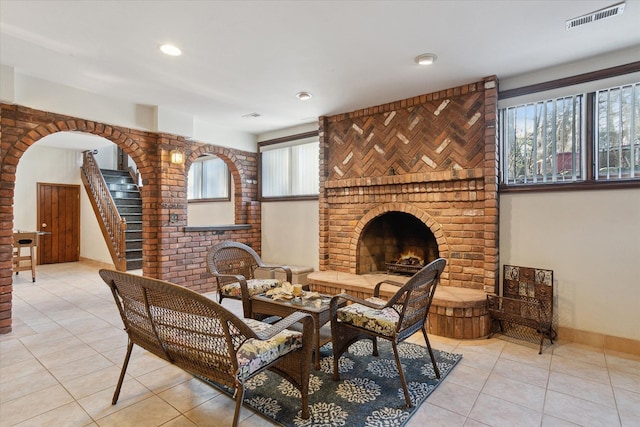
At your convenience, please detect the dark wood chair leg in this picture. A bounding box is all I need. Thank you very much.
[391,341,412,408]
[422,326,440,378]
[332,352,341,381]
[112,340,134,404]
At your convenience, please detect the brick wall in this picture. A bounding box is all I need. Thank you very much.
[0,104,261,333]
[319,77,499,292]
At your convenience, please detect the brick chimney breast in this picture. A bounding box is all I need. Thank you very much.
[319,77,499,292]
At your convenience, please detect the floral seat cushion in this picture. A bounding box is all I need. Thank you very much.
[220,278,281,298]
[236,318,303,381]
[336,296,400,337]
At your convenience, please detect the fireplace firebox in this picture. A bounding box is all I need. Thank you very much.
[357,211,438,275]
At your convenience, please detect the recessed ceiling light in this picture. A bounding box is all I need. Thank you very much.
[160,44,182,56]
[296,91,313,100]
[415,53,437,65]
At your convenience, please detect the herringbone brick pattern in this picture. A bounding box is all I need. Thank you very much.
[326,92,485,180]
[318,77,500,293]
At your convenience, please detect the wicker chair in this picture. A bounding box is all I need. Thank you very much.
[207,241,293,318]
[99,269,313,426]
[329,258,446,408]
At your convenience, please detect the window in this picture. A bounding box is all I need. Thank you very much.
[260,134,319,199]
[501,95,583,184]
[500,79,640,187]
[187,155,230,201]
[596,83,640,180]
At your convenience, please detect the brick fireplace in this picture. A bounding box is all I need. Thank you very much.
[318,76,499,293]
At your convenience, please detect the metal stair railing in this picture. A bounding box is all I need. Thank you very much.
[80,151,128,271]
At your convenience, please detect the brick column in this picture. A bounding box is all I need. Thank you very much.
[318,116,330,271]
[482,76,500,294]
[0,104,12,333]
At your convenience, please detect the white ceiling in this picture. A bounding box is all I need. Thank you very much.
[1,0,639,138]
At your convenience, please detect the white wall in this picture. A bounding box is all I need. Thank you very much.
[187,178,235,226]
[498,45,640,92]
[258,123,320,270]
[193,118,257,152]
[15,144,113,265]
[6,67,257,152]
[15,73,156,131]
[500,190,640,341]
[257,123,318,142]
[261,200,319,271]
[187,202,234,226]
[497,46,640,342]
[0,65,15,103]
[93,144,118,169]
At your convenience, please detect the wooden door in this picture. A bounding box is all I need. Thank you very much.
[37,183,80,264]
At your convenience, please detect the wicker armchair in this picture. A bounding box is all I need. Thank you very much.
[99,269,312,426]
[329,258,446,408]
[207,241,292,318]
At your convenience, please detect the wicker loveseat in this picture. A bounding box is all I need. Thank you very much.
[99,269,313,426]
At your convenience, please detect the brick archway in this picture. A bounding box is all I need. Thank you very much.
[5,123,153,178]
[186,145,257,225]
[0,104,262,334]
[0,109,162,333]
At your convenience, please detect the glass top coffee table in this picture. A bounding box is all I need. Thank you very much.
[251,292,344,370]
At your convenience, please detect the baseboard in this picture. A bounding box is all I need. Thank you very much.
[558,326,640,356]
[79,257,116,270]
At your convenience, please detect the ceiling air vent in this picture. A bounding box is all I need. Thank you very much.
[566,1,625,29]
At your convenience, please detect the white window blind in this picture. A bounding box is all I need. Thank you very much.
[188,155,229,200]
[261,138,319,197]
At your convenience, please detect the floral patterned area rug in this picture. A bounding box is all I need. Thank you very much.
[205,340,462,427]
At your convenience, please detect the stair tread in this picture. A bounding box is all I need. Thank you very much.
[101,169,131,174]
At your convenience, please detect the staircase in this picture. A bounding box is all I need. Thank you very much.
[100,170,143,270]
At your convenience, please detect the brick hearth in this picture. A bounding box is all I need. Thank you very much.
[306,270,490,339]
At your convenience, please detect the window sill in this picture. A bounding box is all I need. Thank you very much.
[261,195,319,202]
[499,179,640,193]
[188,197,231,203]
[184,224,251,232]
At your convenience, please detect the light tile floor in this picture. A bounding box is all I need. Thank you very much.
[1,262,639,426]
